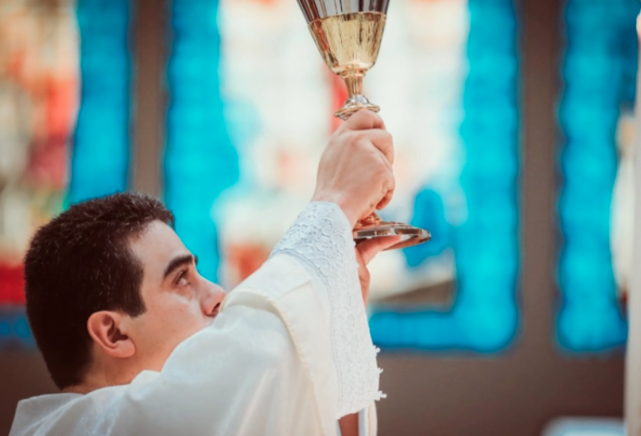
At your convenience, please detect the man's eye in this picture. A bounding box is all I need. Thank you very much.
[176,270,189,286]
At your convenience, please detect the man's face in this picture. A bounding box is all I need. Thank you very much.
[126,220,225,371]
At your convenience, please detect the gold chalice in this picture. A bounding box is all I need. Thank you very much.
[298,0,431,250]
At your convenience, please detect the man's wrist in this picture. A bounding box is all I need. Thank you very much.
[310,192,358,228]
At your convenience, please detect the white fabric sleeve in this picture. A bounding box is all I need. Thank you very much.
[269,201,383,418]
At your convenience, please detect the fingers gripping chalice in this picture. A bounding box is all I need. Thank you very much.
[297,0,431,250]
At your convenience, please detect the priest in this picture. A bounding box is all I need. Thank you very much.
[9,109,398,436]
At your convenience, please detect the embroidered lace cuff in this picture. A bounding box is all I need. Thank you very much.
[270,202,381,417]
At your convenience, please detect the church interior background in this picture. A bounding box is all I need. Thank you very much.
[0,0,637,435]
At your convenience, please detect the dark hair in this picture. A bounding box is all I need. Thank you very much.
[24,192,174,389]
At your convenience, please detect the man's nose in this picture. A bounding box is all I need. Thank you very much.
[200,279,226,317]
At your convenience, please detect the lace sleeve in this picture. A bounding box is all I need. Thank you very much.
[270,202,383,417]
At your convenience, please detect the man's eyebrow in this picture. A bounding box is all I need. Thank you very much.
[163,254,197,280]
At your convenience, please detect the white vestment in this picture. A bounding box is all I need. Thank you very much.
[9,202,382,436]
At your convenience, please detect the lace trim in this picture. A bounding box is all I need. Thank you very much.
[271,202,383,417]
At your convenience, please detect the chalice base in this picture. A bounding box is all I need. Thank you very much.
[335,94,380,120]
[353,213,431,250]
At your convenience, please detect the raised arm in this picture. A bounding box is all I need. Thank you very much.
[228,109,398,432]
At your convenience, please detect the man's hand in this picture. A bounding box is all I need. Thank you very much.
[311,110,395,228]
[355,235,402,306]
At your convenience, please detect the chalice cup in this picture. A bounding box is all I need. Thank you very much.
[297,0,431,250]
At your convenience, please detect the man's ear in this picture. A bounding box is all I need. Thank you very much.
[87,311,135,359]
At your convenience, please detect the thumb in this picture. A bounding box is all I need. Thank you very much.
[344,109,386,131]
[356,235,402,264]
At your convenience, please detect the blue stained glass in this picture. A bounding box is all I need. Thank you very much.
[68,0,132,203]
[370,0,520,352]
[404,190,449,268]
[557,0,638,352]
[165,0,239,281]
[0,307,35,351]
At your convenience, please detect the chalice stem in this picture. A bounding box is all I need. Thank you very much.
[344,72,363,96]
[334,71,380,120]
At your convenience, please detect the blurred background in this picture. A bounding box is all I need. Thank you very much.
[0,0,637,435]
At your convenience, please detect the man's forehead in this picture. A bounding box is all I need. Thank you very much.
[129,220,190,265]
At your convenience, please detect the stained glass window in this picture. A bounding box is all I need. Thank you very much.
[165,0,239,282]
[557,0,638,352]
[369,0,520,351]
[69,0,132,203]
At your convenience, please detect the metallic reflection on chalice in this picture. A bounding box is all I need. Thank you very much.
[297,0,431,250]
